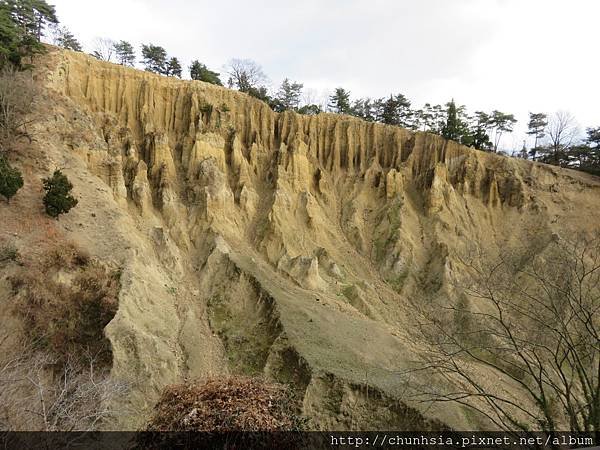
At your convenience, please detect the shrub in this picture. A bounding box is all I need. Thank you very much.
[42,170,78,218]
[0,153,23,203]
[146,377,305,432]
[10,247,120,365]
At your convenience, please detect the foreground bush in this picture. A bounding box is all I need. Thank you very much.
[146,377,304,432]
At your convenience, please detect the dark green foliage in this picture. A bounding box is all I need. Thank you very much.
[415,103,445,133]
[141,44,183,77]
[328,87,351,114]
[42,169,77,218]
[199,101,213,116]
[165,56,181,77]
[377,93,413,127]
[586,126,600,151]
[489,110,517,152]
[141,43,167,74]
[189,60,222,85]
[8,0,58,39]
[442,99,466,142]
[0,0,58,68]
[562,127,600,175]
[352,98,376,121]
[0,2,20,67]
[0,153,23,202]
[52,25,81,51]
[462,111,492,150]
[247,85,271,103]
[297,103,321,115]
[527,112,548,159]
[272,78,303,112]
[113,40,135,66]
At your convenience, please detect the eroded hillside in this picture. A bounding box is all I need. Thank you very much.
[2,47,599,430]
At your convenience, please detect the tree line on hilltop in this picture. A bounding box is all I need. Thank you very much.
[88,38,600,176]
[1,0,599,177]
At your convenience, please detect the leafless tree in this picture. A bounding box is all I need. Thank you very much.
[407,233,600,433]
[545,111,579,164]
[0,342,129,431]
[301,88,329,111]
[224,58,268,93]
[0,67,38,152]
[91,37,116,62]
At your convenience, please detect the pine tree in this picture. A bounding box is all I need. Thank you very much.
[113,40,135,66]
[442,99,462,142]
[42,170,78,218]
[489,111,517,152]
[462,111,492,150]
[189,60,222,85]
[165,57,182,77]
[0,154,23,203]
[377,94,412,127]
[272,78,303,112]
[328,88,351,114]
[0,2,20,67]
[11,0,58,40]
[527,112,548,160]
[352,98,375,121]
[141,44,167,74]
[52,25,82,51]
[0,0,58,68]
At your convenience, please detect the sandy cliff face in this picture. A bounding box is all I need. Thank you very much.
[13,47,600,429]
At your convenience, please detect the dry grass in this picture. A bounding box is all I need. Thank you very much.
[146,376,305,432]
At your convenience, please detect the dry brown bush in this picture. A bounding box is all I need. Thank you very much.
[9,243,119,366]
[146,377,305,432]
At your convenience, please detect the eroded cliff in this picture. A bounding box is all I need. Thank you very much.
[4,47,599,429]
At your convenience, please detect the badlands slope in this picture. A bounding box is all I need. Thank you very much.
[1,47,599,429]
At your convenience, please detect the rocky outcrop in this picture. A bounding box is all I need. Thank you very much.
[24,47,600,429]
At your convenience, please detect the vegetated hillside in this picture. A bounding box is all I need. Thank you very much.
[2,46,599,430]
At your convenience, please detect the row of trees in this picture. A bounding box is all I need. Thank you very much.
[46,30,600,177]
[84,39,224,85]
[525,111,600,175]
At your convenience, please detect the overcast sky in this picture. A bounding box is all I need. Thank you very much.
[51,0,598,150]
